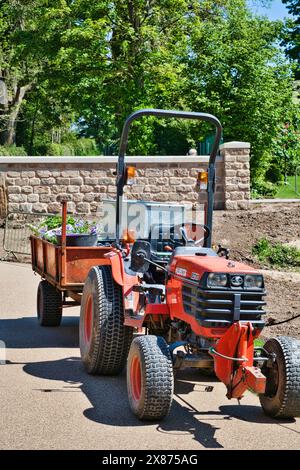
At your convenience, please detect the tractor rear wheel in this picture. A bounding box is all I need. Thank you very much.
[80,265,133,375]
[37,280,62,327]
[127,335,174,420]
[259,336,300,419]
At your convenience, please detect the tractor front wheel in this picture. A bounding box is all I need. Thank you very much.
[127,335,174,420]
[80,265,133,375]
[259,336,300,419]
[37,280,62,327]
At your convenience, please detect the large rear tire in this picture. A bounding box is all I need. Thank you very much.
[259,336,300,419]
[127,335,174,421]
[37,280,62,327]
[80,265,133,375]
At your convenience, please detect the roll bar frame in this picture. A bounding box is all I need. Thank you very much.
[116,108,222,247]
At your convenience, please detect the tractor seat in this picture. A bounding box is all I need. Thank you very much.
[172,246,217,257]
[149,223,183,253]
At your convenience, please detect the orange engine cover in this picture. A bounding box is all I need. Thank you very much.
[166,253,265,339]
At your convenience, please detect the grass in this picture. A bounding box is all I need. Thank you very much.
[274,175,300,199]
[254,338,265,348]
[252,238,300,268]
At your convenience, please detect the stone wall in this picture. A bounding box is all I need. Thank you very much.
[220,142,250,210]
[0,142,250,218]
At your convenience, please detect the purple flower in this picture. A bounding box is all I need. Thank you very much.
[66,224,75,233]
[75,220,84,228]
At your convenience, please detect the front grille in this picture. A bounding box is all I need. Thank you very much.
[182,283,266,328]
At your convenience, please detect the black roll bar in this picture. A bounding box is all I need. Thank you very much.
[116,108,222,247]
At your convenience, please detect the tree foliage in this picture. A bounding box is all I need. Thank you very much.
[0,0,297,180]
[282,0,300,78]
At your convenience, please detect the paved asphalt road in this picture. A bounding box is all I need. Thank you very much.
[0,261,299,450]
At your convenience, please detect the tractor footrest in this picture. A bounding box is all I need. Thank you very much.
[133,284,165,296]
[174,352,214,370]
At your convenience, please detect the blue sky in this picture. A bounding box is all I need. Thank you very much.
[249,0,291,20]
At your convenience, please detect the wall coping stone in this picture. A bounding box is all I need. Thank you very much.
[220,141,250,150]
[0,155,223,165]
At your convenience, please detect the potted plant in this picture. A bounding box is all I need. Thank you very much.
[29,216,100,247]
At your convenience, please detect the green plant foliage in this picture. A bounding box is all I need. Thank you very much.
[0,0,297,172]
[0,145,27,156]
[265,164,285,184]
[282,0,300,79]
[250,179,278,198]
[28,215,99,244]
[253,238,300,267]
[39,215,76,230]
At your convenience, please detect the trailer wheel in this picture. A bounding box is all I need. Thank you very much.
[37,280,62,327]
[80,265,133,375]
[259,336,300,419]
[127,335,174,420]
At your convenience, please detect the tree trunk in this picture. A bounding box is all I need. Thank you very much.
[0,83,32,146]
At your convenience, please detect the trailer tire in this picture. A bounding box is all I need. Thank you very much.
[127,335,174,420]
[80,265,133,375]
[37,280,62,327]
[259,336,300,419]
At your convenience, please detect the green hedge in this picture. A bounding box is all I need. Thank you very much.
[33,138,99,156]
[0,145,27,156]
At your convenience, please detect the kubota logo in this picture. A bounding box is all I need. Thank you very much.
[231,275,243,287]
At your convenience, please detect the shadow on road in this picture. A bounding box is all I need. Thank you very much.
[22,354,294,448]
[0,316,79,348]
[4,315,294,449]
[22,356,224,448]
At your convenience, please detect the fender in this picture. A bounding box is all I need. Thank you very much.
[104,250,139,312]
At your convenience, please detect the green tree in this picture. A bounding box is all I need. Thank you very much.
[0,0,39,145]
[282,0,300,78]
[186,0,295,176]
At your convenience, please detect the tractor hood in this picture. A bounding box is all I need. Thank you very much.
[170,253,260,278]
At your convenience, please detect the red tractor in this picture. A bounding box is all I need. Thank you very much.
[79,109,300,421]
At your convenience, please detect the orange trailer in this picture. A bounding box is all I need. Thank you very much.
[30,201,114,325]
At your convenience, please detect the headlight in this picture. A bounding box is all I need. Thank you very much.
[244,274,263,289]
[207,273,228,288]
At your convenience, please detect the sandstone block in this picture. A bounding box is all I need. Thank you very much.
[57,177,70,185]
[70,177,83,185]
[80,185,93,193]
[9,194,26,203]
[40,177,55,185]
[21,186,33,194]
[32,203,48,213]
[61,170,79,177]
[76,202,90,213]
[30,178,41,186]
[68,186,80,193]
[34,186,50,194]
[19,203,32,212]
[21,171,35,178]
[48,203,62,213]
[27,194,39,203]
[7,186,21,194]
[36,170,51,178]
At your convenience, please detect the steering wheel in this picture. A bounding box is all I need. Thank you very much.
[179,224,210,246]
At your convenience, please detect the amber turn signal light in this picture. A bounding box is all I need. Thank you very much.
[122,228,136,244]
[125,166,137,185]
[197,170,208,190]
